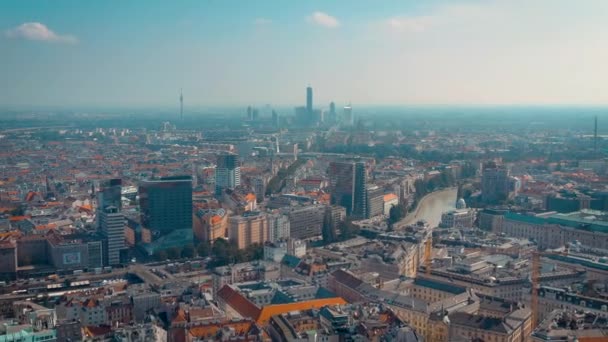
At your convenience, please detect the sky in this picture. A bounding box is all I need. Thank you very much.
[1,0,608,108]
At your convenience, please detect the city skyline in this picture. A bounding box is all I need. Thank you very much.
[3,0,608,108]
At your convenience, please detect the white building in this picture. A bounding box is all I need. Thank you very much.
[440,209,475,228]
[383,193,399,216]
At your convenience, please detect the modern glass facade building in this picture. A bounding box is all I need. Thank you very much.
[138,176,193,254]
[329,161,367,218]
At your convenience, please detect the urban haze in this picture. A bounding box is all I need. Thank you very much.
[1,1,608,342]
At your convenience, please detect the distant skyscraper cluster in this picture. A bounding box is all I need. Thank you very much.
[294,86,353,127]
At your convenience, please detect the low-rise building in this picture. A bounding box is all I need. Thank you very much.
[383,193,399,216]
[440,209,475,228]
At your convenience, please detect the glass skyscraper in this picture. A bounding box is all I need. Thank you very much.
[138,176,193,253]
[328,161,367,218]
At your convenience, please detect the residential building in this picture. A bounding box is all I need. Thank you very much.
[229,212,268,249]
[215,153,241,195]
[482,162,511,204]
[383,193,399,216]
[366,184,384,218]
[193,208,227,243]
[267,212,290,243]
[284,204,326,240]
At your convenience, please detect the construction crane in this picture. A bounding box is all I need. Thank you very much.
[531,245,569,329]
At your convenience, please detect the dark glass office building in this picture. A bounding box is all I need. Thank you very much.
[328,161,367,219]
[138,176,193,254]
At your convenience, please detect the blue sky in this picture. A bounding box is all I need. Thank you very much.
[1,0,608,108]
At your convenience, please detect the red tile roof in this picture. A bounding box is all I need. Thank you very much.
[216,285,261,320]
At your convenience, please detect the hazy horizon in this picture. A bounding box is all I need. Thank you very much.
[3,0,608,107]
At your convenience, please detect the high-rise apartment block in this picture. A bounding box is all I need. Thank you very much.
[98,179,124,266]
[481,162,510,204]
[268,212,290,243]
[215,153,241,196]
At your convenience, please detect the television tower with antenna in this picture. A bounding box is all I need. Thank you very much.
[179,89,183,120]
[594,116,598,155]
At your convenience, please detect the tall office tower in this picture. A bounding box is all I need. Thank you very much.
[328,161,367,218]
[481,161,510,204]
[247,106,253,120]
[343,104,353,126]
[98,178,122,213]
[215,153,241,195]
[353,162,367,218]
[97,179,124,266]
[329,102,336,123]
[99,206,124,266]
[594,116,598,155]
[252,108,259,121]
[179,89,183,120]
[272,110,279,128]
[229,212,268,249]
[139,176,193,253]
[306,86,313,115]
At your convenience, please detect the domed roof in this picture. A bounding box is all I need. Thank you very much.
[456,198,467,209]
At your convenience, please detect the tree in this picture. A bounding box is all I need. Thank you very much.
[338,220,360,240]
[9,206,24,216]
[166,247,182,260]
[153,249,168,261]
[389,204,405,225]
[196,242,211,257]
[211,238,232,266]
[181,245,195,259]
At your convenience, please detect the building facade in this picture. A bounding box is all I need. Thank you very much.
[328,161,367,218]
[138,176,193,254]
[229,212,268,249]
[215,153,241,195]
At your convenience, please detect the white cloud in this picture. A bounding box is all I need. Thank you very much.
[253,18,272,26]
[5,22,77,44]
[386,16,434,33]
[307,11,340,28]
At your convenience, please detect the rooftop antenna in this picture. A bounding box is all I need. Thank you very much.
[180,88,184,120]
